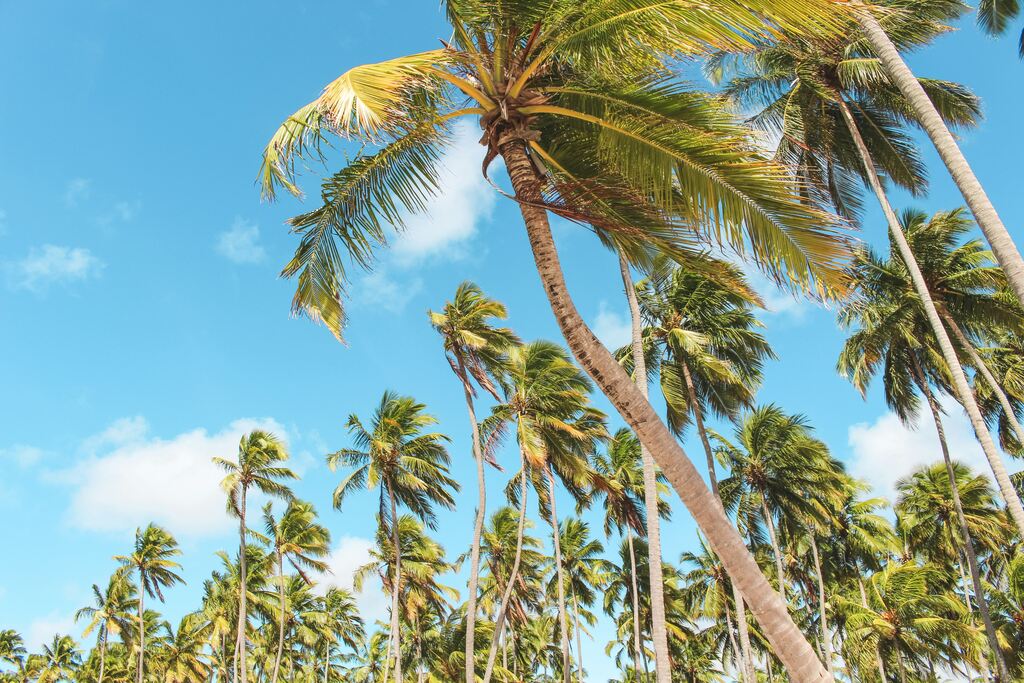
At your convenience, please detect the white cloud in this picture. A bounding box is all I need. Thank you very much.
[9,244,104,291]
[26,613,76,649]
[217,218,266,264]
[0,209,7,236]
[64,178,91,207]
[98,200,142,227]
[390,121,495,264]
[0,445,45,468]
[592,301,632,351]
[55,416,287,538]
[315,536,389,623]
[353,267,423,314]
[847,394,1020,502]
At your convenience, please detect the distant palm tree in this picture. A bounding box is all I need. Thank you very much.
[261,500,331,683]
[552,518,610,681]
[429,281,518,683]
[35,636,81,683]
[328,391,458,683]
[114,524,183,683]
[214,429,297,683]
[75,574,135,683]
[157,613,210,683]
[318,588,363,683]
[0,631,26,671]
[991,554,1024,677]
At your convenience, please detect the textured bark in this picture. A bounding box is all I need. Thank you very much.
[501,138,831,683]
[572,590,585,683]
[914,363,1010,682]
[853,4,1024,311]
[834,93,1024,537]
[808,536,834,678]
[98,631,107,683]
[271,551,286,683]
[625,531,644,680]
[547,467,573,683]
[482,458,529,683]
[615,251,674,683]
[942,312,1024,449]
[456,355,487,683]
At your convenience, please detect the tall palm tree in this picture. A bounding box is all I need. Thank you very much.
[484,340,605,683]
[839,562,981,683]
[35,636,81,683]
[158,613,210,683]
[839,222,1015,680]
[75,575,135,683]
[261,500,331,683]
[0,631,26,671]
[429,281,519,683]
[114,524,183,683]
[328,391,458,683]
[991,554,1024,677]
[258,2,860,677]
[318,588,363,683]
[849,2,1024,304]
[214,429,297,683]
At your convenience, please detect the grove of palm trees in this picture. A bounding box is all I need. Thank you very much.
[4,1,1024,682]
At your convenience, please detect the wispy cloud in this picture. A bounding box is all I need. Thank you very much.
[592,301,632,351]
[217,218,266,264]
[8,244,104,291]
[0,209,7,236]
[97,200,142,227]
[0,445,46,469]
[315,536,389,622]
[63,178,92,207]
[353,267,424,314]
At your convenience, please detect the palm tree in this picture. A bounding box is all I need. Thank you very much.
[258,2,861,677]
[839,221,1016,680]
[158,613,210,683]
[76,575,135,683]
[318,588,363,683]
[262,500,331,683]
[0,631,26,671]
[35,636,81,683]
[114,524,183,683]
[849,2,1024,305]
[483,340,605,683]
[839,562,981,683]
[429,281,519,683]
[991,554,1024,677]
[214,429,297,683]
[328,391,458,683]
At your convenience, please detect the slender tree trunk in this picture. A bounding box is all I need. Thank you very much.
[501,138,831,683]
[914,362,1010,682]
[98,629,107,683]
[942,311,1024,448]
[571,589,585,683]
[808,536,834,678]
[323,644,330,683]
[271,551,286,683]
[615,250,676,683]
[679,357,755,683]
[236,486,249,683]
[546,466,572,683]
[723,600,741,681]
[834,93,1024,538]
[482,454,529,683]
[896,651,907,683]
[455,354,487,683]
[136,571,145,683]
[760,498,787,596]
[624,531,644,680]
[389,486,404,683]
[876,646,888,683]
[851,3,1024,310]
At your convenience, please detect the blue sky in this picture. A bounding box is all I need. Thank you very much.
[1,1,1022,679]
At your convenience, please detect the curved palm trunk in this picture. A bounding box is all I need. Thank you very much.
[624,530,644,680]
[388,486,404,683]
[913,362,1010,682]
[482,455,529,683]
[759,498,788,597]
[941,311,1024,448]
[455,355,487,683]
[807,536,834,679]
[546,466,572,683]
[615,251,675,683]
[236,486,249,683]
[136,579,145,683]
[679,357,755,683]
[501,138,832,683]
[834,94,1024,538]
[271,551,286,683]
[852,4,1024,310]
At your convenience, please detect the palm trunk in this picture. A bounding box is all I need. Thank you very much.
[808,536,834,679]
[760,498,787,596]
[571,589,584,683]
[98,628,107,683]
[546,466,572,683]
[679,356,755,683]
[624,530,644,680]
[236,486,249,683]
[852,4,1024,310]
[482,454,529,683]
[615,250,678,683]
[456,355,487,683]
[913,361,1010,682]
[941,311,1024,448]
[271,551,286,683]
[834,92,1024,538]
[136,571,145,683]
[501,137,831,683]
[876,646,888,683]
[323,644,330,683]
[389,486,404,683]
